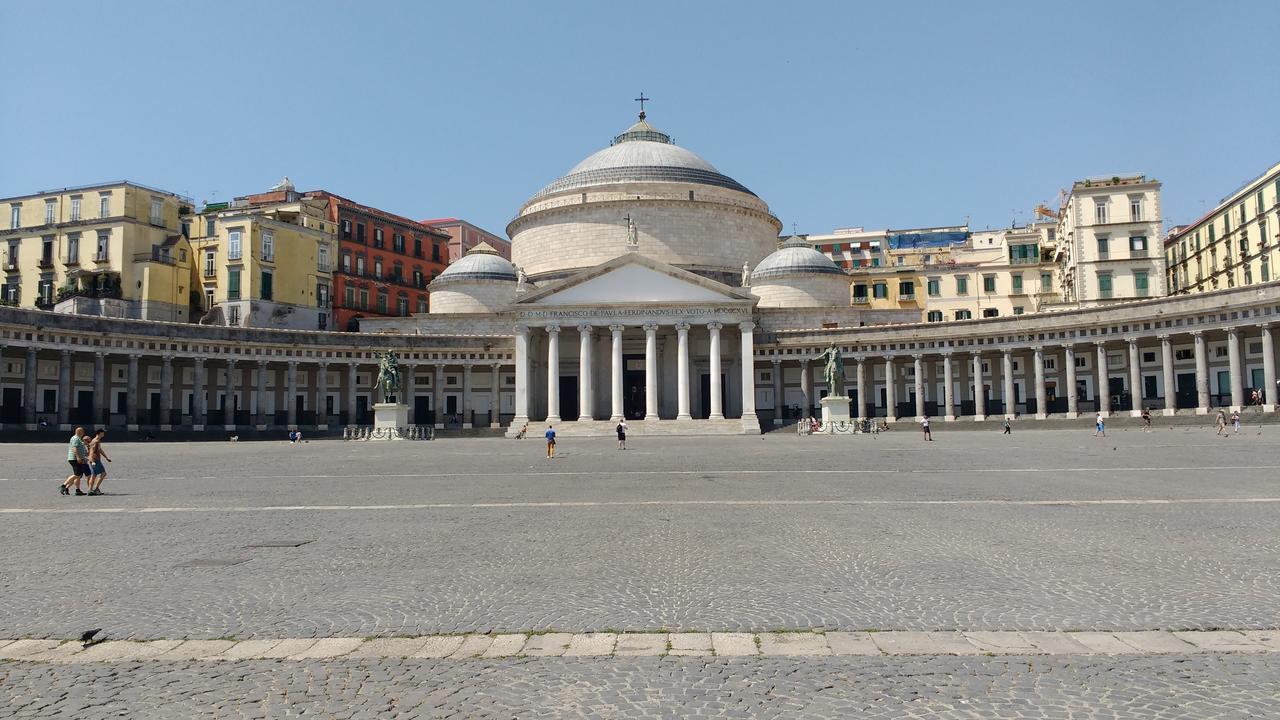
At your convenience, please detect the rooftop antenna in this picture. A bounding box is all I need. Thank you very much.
[634,92,650,120]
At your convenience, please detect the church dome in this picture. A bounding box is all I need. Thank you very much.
[434,242,516,283]
[752,237,845,281]
[531,116,755,199]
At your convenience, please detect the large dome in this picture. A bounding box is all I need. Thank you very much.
[532,118,755,199]
[434,242,516,283]
[752,237,845,281]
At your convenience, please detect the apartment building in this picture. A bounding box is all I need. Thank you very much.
[1055,175,1164,305]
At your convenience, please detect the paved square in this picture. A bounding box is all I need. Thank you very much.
[2,428,1280,717]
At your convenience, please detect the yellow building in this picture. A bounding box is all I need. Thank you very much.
[1166,160,1280,295]
[188,183,335,330]
[924,223,1060,322]
[0,182,195,320]
[848,226,966,315]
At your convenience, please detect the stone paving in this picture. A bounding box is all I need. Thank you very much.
[2,429,1280,717]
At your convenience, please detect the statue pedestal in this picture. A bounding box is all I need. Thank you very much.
[820,396,857,434]
[373,403,410,431]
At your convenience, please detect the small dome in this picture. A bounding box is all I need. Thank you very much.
[752,236,845,281]
[435,242,516,282]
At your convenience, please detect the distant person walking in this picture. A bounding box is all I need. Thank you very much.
[545,425,557,459]
[1094,413,1106,437]
[1002,417,1012,435]
[920,416,932,441]
[1231,410,1241,434]
[86,429,111,496]
[1216,410,1228,436]
[1141,407,1152,432]
[616,420,628,450]
[61,427,90,496]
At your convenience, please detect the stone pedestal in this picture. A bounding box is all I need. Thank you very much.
[820,395,856,434]
[373,403,410,430]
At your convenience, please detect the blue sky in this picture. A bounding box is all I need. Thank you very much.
[1,1,1276,237]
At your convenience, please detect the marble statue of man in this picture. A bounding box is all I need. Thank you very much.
[741,261,752,287]
[626,216,639,250]
[515,265,527,291]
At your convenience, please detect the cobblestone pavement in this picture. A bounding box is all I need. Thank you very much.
[5,655,1280,719]
[3,429,1279,717]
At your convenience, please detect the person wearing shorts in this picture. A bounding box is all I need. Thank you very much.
[920,416,932,441]
[1094,413,1106,437]
[86,429,111,496]
[545,425,556,459]
[61,427,90,496]
[616,420,627,450]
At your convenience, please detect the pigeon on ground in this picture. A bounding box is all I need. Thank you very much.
[79,629,102,647]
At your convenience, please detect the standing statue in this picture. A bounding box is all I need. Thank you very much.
[625,215,639,250]
[741,261,752,287]
[515,265,527,292]
[375,351,402,404]
[814,344,846,395]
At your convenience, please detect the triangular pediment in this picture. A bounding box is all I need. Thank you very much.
[518,254,753,306]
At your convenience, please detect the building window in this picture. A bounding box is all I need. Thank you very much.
[261,230,274,261]
[9,205,18,229]
[356,223,366,243]
[0,281,19,302]
[204,289,215,309]
[1012,306,1025,315]
[397,297,409,316]
[1040,272,1052,292]
[417,297,428,314]
[982,308,999,318]
[341,252,351,272]
[1094,201,1108,224]
[318,244,329,272]
[1098,273,1113,298]
[38,279,54,305]
[228,229,242,260]
[432,244,440,262]
[95,231,110,261]
[1263,256,1271,282]
[927,310,943,322]
[1134,270,1149,296]
[150,198,163,225]
[318,312,327,330]
[391,261,403,281]
[955,309,972,320]
[203,250,216,277]
[955,276,968,295]
[1129,197,1143,222]
[374,259,383,279]
[374,228,384,248]
[260,269,273,301]
[413,269,423,288]
[99,193,110,218]
[44,199,56,224]
[344,285,355,308]
[413,237,422,257]
[4,240,17,270]
[39,237,53,266]
[317,283,330,307]
[872,282,888,299]
[982,275,996,293]
[227,268,241,300]
[898,280,914,299]
[228,305,240,326]
[359,288,369,310]
[69,196,81,222]
[1129,235,1147,257]
[342,219,352,239]
[1096,236,1109,259]
[377,293,388,313]
[1011,274,1023,294]
[393,234,405,253]
[926,278,940,297]
[356,256,366,275]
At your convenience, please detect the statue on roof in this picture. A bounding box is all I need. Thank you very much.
[625,215,639,251]
[741,261,752,287]
[515,265,527,292]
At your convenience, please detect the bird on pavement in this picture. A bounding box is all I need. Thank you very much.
[79,629,102,647]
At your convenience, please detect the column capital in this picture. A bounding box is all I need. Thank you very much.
[912,353,923,361]
[1157,333,1171,341]
[1191,329,1204,338]
[738,321,756,332]
[609,323,625,333]
[1125,336,1139,345]
[26,346,37,357]
[770,357,781,366]
[316,360,329,368]
[287,359,299,367]
[162,354,174,364]
[1094,340,1108,348]
[706,321,723,331]
[1032,345,1044,354]
[642,322,660,333]
[514,324,530,336]
[60,348,71,357]
[226,358,238,367]
[94,350,105,358]
[1001,347,1013,356]
[1228,326,1240,337]
[675,321,690,333]
[545,323,561,335]
[577,323,594,335]
[940,350,953,357]
[1260,322,1272,330]
[194,357,205,367]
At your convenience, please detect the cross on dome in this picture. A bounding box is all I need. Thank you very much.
[634,92,650,120]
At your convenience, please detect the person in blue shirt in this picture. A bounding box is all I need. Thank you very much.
[544,425,556,459]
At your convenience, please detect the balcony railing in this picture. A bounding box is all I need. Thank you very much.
[851,296,870,304]
[133,249,175,266]
[1130,249,1148,258]
[1098,289,1114,299]
[898,293,915,301]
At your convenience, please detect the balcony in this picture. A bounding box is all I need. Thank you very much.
[1130,249,1149,258]
[898,293,916,301]
[133,248,175,266]
[851,296,870,304]
[1098,289,1114,299]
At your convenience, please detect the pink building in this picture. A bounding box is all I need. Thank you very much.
[421,218,511,263]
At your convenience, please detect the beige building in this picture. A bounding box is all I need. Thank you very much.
[189,185,335,330]
[1166,160,1280,295]
[922,222,1060,322]
[1054,174,1164,305]
[0,182,195,321]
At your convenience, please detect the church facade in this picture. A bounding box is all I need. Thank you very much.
[1,113,1278,435]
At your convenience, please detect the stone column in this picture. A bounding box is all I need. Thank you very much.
[885,355,897,421]
[92,352,106,426]
[513,326,530,429]
[490,362,502,428]
[578,324,594,422]
[942,352,955,421]
[24,347,37,427]
[609,324,624,422]
[739,321,757,429]
[546,325,562,424]
[771,357,783,425]
[676,322,692,420]
[1263,324,1276,412]
[1127,338,1143,417]
[913,354,925,419]
[223,359,237,428]
[643,323,658,421]
[1001,349,1015,419]
[286,360,299,428]
[402,363,415,424]
[57,349,71,428]
[124,354,140,429]
[855,355,867,419]
[708,322,724,420]
[1227,328,1243,411]
[1193,331,1210,413]
[462,363,473,428]
[1160,335,1176,416]
[1064,345,1078,418]
[1095,342,1110,417]
[161,355,174,428]
[346,362,358,426]
[798,356,810,420]
[193,357,206,428]
[255,360,267,428]
[1033,346,1047,419]
[972,353,985,420]
[315,362,329,428]
[434,364,446,428]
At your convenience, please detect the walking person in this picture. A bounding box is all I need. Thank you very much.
[1002,417,1012,435]
[544,425,556,459]
[920,415,932,441]
[86,429,111,496]
[1216,410,1227,436]
[616,419,628,450]
[1141,407,1152,432]
[1094,412,1106,437]
[60,427,90,496]
[1231,410,1241,435]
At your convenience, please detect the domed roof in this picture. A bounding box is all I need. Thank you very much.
[435,242,516,282]
[531,115,756,199]
[752,236,846,281]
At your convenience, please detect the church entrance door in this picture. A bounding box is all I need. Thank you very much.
[698,373,726,419]
[560,376,579,421]
[623,355,645,420]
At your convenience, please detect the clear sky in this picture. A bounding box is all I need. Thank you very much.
[2,1,1276,238]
